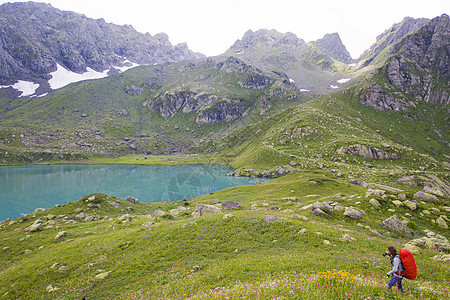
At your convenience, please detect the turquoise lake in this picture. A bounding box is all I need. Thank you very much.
[0,164,267,221]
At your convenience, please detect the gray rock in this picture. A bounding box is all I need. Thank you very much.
[46,285,59,293]
[263,215,279,222]
[28,223,42,232]
[276,167,286,176]
[221,201,241,209]
[58,265,67,271]
[298,228,307,235]
[222,214,234,219]
[118,214,132,220]
[381,215,413,237]
[392,200,403,207]
[107,200,120,208]
[292,214,309,222]
[152,210,166,217]
[192,204,221,217]
[312,208,326,216]
[337,144,400,160]
[414,191,439,202]
[54,231,67,240]
[312,201,333,213]
[403,243,421,254]
[366,189,386,198]
[94,271,111,280]
[340,234,356,242]
[369,198,381,207]
[404,200,417,211]
[397,193,407,200]
[74,213,87,220]
[423,186,444,197]
[126,196,138,202]
[436,217,448,229]
[343,207,362,219]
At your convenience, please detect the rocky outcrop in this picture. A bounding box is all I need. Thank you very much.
[336,144,400,159]
[359,17,430,65]
[381,215,413,237]
[0,2,203,86]
[312,33,353,64]
[360,14,450,111]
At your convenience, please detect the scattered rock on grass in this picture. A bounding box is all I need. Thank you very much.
[312,208,326,216]
[298,229,307,235]
[222,201,241,209]
[46,285,59,293]
[436,217,448,229]
[404,200,417,211]
[340,234,356,242]
[54,231,67,240]
[223,214,234,219]
[413,191,439,202]
[192,204,221,217]
[343,207,362,219]
[381,215,412,237]
[369,198,380,207]
[94,271,111,280]
[263,215,279,222]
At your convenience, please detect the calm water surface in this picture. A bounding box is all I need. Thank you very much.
[0,164,267,221]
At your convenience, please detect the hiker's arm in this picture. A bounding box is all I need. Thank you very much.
[387,257,400,276]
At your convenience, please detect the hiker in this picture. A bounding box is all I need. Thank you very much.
[385,246,404,293]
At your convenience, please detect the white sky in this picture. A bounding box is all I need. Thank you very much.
[1,0,448,58]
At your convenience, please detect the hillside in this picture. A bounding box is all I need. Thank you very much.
[0,56,311,163]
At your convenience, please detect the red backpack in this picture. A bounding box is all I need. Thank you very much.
[399,248,417,280]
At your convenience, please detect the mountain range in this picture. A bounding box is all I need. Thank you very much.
[0,2,448,169]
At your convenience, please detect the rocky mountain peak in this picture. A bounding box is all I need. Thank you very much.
[0,1,204,94]
[358,16,430,64]
[360,14,449,111]
[231,29,305,51]
[311,33,353,64]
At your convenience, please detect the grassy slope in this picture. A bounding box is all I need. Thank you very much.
[0,173,448,299]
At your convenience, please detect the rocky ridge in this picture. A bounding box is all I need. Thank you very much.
[0,2,203,90]
[359,14,449,111]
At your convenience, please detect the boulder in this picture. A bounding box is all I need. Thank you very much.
[436,217,448,229]
[94,271,111,280]
[298,228,307,235]
[431,254,450,262]
[152,210,166,217]
[46,285,59,293]
[413,191,439,202]
[222,214,234,220]
[423,186,444,197]
[392,200,403,207]
[343,207,362,219]
[192,204,221,217]
[312,201,333,213]
[403,243,421,254]
[409,232,449,251]
[312,208,326,216]
[276,167,286,176]
[28,223,42,232]
[118,214,132,221]
[365,189,386,198]
[404,200,417,211]
[263,215,279,222]
[397,193,407,200]
[126,196,138,202]
[369,198,381,207]
[74,213,87,220]
[54,231,67,240]
[340,234,356,242]
[221,201,241,209]
[292,214,309,222]
[381,215,413,237]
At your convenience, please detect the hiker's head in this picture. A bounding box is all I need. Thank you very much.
[387,246,397,257]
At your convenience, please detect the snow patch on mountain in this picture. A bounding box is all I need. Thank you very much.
[49,64,109,90]
[0,80,39,97]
